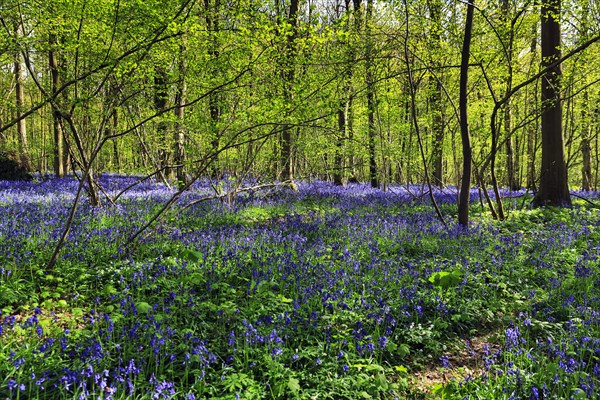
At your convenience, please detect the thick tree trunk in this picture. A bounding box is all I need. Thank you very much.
[458,0,474,227]
[533,0,571,206]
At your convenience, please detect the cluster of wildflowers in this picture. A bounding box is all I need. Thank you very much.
[1,176,599,398]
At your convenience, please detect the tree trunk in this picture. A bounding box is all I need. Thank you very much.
[334,105,346,185]
[14,23,32,170]
[366,0,378,188]
[581,91,592,191]
[500,0,518,191]
[279,0,300,182]
[333,0,355,186]
[526,33,538,191]
[49,33,65,177]
[154,66,170,182]
[505,104,518,190]
[174,43,187,189]
[458,0,475,227]
[427,0,444,186]
[206,0,222,178]
[533,0,571,206]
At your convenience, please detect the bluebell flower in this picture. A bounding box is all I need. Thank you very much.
[440,355,450,367]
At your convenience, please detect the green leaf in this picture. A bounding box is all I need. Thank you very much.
[375,374,388,390]
[394,365,408,374]
[279,294,293,303]
[136,302,152,313]
[181,249,203,263]
[398,343,410,358]
[428,270,463,290]
[103,285,118,296]
[287,377,300,393]
[72,308,84,316]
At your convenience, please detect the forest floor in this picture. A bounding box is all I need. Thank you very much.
[1,175,599,399]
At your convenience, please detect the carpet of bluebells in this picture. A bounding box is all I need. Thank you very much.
[1,175,600,399]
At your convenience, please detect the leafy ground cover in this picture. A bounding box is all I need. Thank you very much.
[1,175,600,399]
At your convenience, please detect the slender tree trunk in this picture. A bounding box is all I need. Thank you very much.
[154,66,170,182]
[505,104,518,189]
[14,23,32,170]
[526,34,538,191]
[49,33,65,177]
[174,43,187,189]
[366,0,378,188]
[334,0,355,186]
[458,0,475,227]
[533,0,571,206]
[334,105,346,185]
[279,0,300,182]
[427,0,444,186]
[347,0,361,181]
[579,8,592,192]
[500,0,518,191]
[206,0,222,178]
[581,90,592,191]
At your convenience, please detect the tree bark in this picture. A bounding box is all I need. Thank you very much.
[458,0,474,227]
[279,0,300,182]
[14,23,32,170]
[174,42,187,189]
[49,33,65,177]
[334,105,346,185]
[333,0,356,186]
[206,0,222,178]
[526,33,538,191]
[427,0,444,186]
[366,0,378,188]
[533,0,571,206]
[501,0,518,191]
[153,66,170,182]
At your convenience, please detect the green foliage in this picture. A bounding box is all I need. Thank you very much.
[3,180,600,398]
